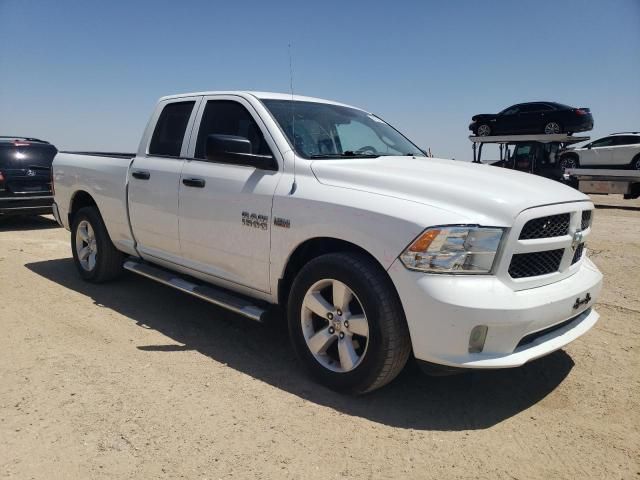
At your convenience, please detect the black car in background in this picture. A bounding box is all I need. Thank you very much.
[469,102,594,136]
[0,137,57,216]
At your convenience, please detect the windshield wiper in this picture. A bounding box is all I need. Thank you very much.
[309,152,380,159]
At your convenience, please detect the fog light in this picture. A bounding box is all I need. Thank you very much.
[469,325,488,353]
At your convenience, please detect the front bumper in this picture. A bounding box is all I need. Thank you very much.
[388,257,602,369]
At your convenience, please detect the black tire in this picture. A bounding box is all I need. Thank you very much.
[630,154,640,170]
[71,206,124,283]
[558,154,579,170]
[287,252,411,394]
[476,124,491,136]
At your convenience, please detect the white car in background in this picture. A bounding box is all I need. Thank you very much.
[559,132,640,170]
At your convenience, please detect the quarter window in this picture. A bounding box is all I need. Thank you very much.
[149,101,195,157]
[194,100,271,159]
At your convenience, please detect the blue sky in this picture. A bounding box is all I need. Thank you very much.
[1,0,639,161]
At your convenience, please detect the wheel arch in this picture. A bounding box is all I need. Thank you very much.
[68,190,98,226]
[277,237,396,307]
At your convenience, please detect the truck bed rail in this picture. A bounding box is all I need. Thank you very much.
[59,151,135,159]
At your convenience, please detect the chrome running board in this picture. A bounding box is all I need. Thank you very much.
[123,259,266,322]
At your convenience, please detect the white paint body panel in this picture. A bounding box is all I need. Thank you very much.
[52,90,603,370]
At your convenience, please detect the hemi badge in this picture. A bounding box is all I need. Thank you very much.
[274,217,290,228]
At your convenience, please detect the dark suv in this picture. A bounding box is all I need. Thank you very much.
[0,137,57,216]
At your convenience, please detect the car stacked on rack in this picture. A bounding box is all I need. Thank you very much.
[469,102,594,137]
[558,132,640,170]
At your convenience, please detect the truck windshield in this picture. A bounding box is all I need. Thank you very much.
[261,99,425,159]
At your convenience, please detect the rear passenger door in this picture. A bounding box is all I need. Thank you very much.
[128,98,199,263]
[178,96,281,293]
[610,136,640,165]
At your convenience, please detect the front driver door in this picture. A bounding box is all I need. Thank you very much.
[178,96,281,293]
[496,105,520,134]
[580,137,614,166]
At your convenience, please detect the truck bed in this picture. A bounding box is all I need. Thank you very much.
[53,151,136,255]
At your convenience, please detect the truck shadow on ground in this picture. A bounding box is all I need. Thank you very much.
[0,215,59,231]
[27,257,575,431]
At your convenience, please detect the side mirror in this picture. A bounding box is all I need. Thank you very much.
[586,144,592,149]
[205,134,277,170]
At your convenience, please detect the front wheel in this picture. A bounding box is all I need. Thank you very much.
[71,206,124,282]
[287,252,411,394]
[476,124,491,136]
[558,155,579,170]
[630,155,640,170]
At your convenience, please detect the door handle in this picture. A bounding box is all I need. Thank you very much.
[132,170,150,180]
[182,178,206,188]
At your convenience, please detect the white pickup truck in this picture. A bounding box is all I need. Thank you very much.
[52,91,603,393]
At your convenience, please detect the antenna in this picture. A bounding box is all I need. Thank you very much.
[288,43,297,194]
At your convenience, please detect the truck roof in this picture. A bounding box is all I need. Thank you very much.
[159,91,362,111]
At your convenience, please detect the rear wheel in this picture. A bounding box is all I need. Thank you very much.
[630,154,640,170]
[476,124,491,136]
[71,206,123,282]
[287,252,411,394]
[544,122,562,135]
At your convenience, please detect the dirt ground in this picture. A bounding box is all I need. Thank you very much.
[1,194,639,479]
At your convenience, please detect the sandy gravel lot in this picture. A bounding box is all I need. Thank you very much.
[1,195,639,479]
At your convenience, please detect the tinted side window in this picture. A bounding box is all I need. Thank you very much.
[501,106,519,115]
[149,101,195,157]
[195,100,271,159]
[590,137,616,148]
[537,103,554,111]
[519,104,539,113]
[613,136,640,146]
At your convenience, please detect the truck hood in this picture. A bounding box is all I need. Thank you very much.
[310,156,590,226]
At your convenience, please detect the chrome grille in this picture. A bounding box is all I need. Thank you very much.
[519,213,570,240]
[508,249,564,279]
[501,205,593,287]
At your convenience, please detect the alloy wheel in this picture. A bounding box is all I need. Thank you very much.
[560,156,577,170]
[477,125,491,136]
[75,220,97,271]
[544,122,561,134]
[300,279,369,373]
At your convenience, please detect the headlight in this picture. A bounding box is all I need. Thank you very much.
[400,226,504,274]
